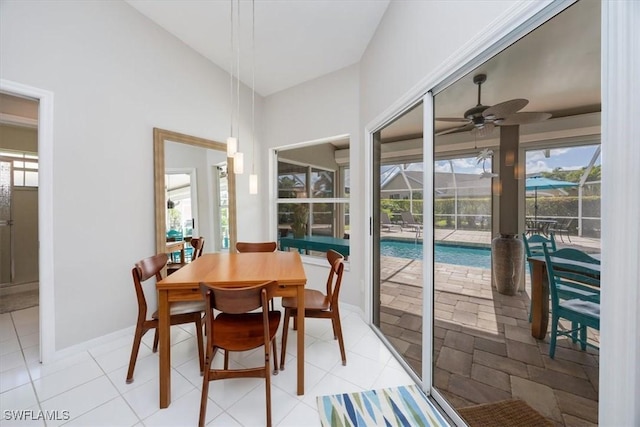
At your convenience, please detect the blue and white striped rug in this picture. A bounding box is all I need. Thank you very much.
[317,384,449,427]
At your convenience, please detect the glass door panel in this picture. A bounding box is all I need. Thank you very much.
[372,102,425,378]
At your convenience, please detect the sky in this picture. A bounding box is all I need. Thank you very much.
[430,144,601,176]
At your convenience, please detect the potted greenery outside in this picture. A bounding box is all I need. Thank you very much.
[291,204,308,238]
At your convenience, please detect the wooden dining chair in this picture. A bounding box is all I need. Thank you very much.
[542,243,600,358]
[235,241,278,253]
[198,281,281,427]
[235,241,278,309]
[167,237,205,275]
[280,249,346,370]
[126,253,204,384]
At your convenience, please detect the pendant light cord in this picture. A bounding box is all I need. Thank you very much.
[251,0,255,174]
[229,0,234,138]
[236,0,240,147]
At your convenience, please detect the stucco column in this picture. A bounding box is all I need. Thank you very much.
[492,125,524,294]
[498,125,520,235]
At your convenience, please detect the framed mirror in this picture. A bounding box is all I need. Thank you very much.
[153,128,237,258]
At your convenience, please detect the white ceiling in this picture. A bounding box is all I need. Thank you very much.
[125,0,389,96]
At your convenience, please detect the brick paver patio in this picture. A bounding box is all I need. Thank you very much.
[379,229,600,426]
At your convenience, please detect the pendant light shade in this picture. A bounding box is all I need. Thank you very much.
[234,152,244,174]
[227,136,237,157]
[249,173,258,194]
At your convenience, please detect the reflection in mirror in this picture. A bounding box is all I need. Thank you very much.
[154,128,236,259]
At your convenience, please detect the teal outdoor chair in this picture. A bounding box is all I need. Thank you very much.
[166,229,184,263]
[542,243,600,358]
[523,232,557,321]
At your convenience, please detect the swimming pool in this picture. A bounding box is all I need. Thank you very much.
[380,240,491,269]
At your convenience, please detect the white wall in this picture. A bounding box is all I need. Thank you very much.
[0,0,262,349]
[263,64,362,307]
[359,0,519,127]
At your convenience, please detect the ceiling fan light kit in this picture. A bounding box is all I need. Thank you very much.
[436,73,552,137]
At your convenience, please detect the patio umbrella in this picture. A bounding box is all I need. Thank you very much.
[525,176,578,223]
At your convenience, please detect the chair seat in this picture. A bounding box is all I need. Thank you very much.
[152,300,205,318]
[282,289,330,311]
[213,311,281,351]
[560,299,600,318]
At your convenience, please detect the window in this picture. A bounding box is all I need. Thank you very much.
[275,140,350,259]
[0,151,38,187]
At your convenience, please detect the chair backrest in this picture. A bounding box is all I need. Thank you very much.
[190,237,205,260]
[542,243,601,310]
[199,280,279,350]
[200,280,279,314]
[166,229,183,242]
[523,232,557,257]
[560,218,575,229]
[325,250,345,308]
[400,211,416,225]
[236,241,277,253]
[380,212,392,224]
[132,253,168,318]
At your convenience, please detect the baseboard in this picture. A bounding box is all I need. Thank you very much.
[0,281,39,296]
[46,325,135,364]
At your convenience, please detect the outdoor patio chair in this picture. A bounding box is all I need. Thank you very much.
[550,218,574,242]
[400,211,422,236]
[542,243,600,358]
[380,212,401,232]
[523,232,557,321]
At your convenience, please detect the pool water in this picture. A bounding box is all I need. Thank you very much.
[380,240,491,269]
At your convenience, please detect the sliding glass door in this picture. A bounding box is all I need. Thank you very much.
[371,102,425,378]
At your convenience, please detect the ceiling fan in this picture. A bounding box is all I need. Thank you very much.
[436,73,552,137]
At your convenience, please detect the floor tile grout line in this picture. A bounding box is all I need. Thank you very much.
[9,309,46,424]
[85,346,145,426]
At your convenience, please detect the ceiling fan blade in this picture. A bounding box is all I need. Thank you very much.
[496,112,552,125]
[483,98,528,120]
[436,123,474,136]
[435,117,470,123]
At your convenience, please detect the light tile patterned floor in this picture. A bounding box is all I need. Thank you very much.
[0,305,417,427]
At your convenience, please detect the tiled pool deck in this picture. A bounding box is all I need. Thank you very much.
[380,228,600,426]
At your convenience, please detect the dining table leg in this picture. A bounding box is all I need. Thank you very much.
[530,261,549,339]
[296,286,305,395]
[158,289,171,408]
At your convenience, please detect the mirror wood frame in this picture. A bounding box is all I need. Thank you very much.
[153,128,237,257]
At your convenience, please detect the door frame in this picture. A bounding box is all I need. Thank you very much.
[0,79,55,363]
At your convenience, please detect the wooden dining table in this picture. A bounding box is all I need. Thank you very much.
[528,253,601,339]
[155,251,307,408]
[165,241,185,264]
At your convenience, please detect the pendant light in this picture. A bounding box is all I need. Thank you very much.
[249,0,258,194]
[166,175,175,209]
[228,0,244,174]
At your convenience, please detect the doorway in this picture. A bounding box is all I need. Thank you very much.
[0,94,40,315]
